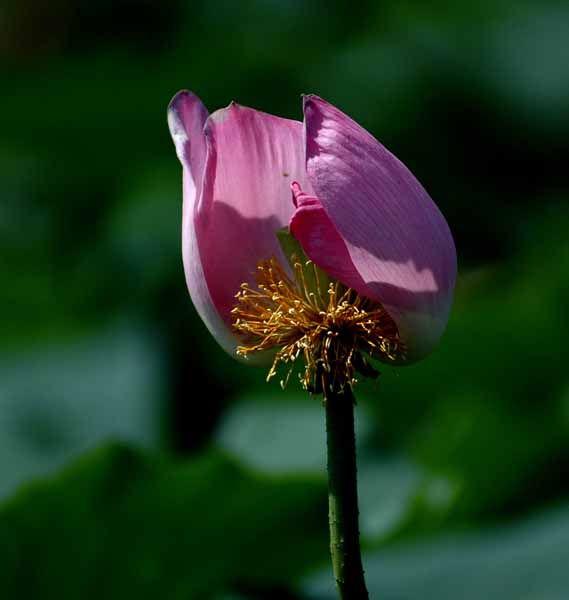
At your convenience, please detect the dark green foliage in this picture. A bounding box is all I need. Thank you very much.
[0,444,327,599]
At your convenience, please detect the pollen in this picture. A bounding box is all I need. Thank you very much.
[231,256,406,397]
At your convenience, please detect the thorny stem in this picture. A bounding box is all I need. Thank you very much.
[325,385,369,599]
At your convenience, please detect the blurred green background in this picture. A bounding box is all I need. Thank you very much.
[1,0,569,598]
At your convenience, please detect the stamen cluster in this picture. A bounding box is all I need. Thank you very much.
[232,256,406,397]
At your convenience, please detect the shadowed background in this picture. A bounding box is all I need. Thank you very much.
[1,0,569,598]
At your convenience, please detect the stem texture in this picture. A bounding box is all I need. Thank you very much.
[325,387,369,599]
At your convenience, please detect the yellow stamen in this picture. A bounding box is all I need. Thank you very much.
[231,256,406,397]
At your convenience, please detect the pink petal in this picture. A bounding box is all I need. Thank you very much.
[302,95,457,360]
[290,182,368,291]
[168,90,237,353]
[196,102,312,330]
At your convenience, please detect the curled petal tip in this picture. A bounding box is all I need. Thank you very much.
[167,90,204,127]
[168,89,192,110]
[290,181,304,207]
[289,184,365,292]
[167,90,209,171]
[290,181,319,209]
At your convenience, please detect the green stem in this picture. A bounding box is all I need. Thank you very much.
[325,386,369,599]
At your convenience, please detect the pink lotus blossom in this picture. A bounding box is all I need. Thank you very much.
[168,91,456,364]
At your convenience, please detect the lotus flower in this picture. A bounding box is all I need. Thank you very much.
[168,91,456,391]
